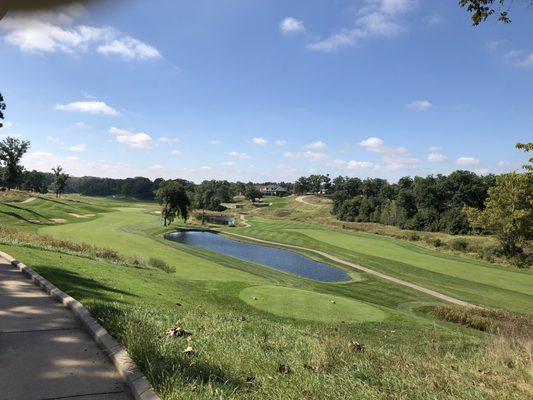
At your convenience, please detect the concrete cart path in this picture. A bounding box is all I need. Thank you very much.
[0,258,133,400]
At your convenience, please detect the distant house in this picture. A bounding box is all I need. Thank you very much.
[259,185,289,196]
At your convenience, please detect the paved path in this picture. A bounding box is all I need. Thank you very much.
[223,232,476,308]
[0,258,133,400]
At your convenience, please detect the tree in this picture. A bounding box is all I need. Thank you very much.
[244,184,262,203]
[516,142,533,172]
[0,92,5,128]
[155,181,191,226]
[0,137,30,189]
[51,166,69,198]
[467,172,532,256]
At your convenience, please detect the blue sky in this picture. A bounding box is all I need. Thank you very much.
[0,0,531,182]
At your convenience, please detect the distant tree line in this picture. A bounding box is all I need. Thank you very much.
[328,171,496,235]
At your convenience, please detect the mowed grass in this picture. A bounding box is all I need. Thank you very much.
[240,286,387,322]
[228,218,533,314]
[38,207,262,283]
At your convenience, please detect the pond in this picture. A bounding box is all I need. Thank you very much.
[165,231,351,282]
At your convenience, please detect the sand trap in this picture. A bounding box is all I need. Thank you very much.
[21,197,37,204]
[50,218,67,224]
[68,213,95,219]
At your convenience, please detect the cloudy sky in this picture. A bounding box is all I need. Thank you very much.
[0,0,531,182]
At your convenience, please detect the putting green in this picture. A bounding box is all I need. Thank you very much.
[240,285,387,322]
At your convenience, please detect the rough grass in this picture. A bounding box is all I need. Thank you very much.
[149,257,176,274]
[433,306,533,338]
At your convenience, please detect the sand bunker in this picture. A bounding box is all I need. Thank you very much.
[68,213,95,219]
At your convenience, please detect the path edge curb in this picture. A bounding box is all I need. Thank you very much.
[0,250,160,400]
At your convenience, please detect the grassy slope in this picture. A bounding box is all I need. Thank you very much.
[3,243,531,400]
[1,193,532,398]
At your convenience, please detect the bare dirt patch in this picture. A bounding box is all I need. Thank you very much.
[21,197,37,204]
[50,218,67,224]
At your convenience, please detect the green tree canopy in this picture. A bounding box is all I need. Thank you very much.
[51,165,69,198]
[0,92,5,128]
[0,136,30,190]
[155,181,191,226]
[467,172,532,256]
[244,184,262,203]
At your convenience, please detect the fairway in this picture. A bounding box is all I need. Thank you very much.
[240,285,387,322]
[38,207,262,283]
[293,229,533,295]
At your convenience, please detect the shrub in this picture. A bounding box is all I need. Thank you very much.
[407,232,420,241]
[148,257,176,274]
[450,238,469,252]
[425,237,443,248]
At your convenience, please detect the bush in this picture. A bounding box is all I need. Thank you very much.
[407,232,420,241]
[450,238,469,252]
[425,237,443,248]
[148,257,176,274]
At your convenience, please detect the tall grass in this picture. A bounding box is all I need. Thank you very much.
[0,226,146,267]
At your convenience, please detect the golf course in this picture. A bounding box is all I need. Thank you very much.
[1,191,532,399]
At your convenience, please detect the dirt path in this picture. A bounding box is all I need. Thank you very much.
[222,231,476,307]
[20,197,37,204]
[295,195,316,206]
[239,214,251,228]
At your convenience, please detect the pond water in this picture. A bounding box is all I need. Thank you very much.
[205,216,235,226]
[165,231,350,282]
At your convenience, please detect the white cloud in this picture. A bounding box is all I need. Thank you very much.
[280,17,306,34]
[149,165,164,171]
[222,161,235,166]
[55,101,119,116]
[308,0,417,52]
[1,6,160,61]
[359,136,406,154]
[505,50,533,68]
[67,156,79,161]
[333,159,377,170]
[69,143,86,152]
[109,127,155,149]
[381,154,420,171]
[429,146,441,152]
[97,37,161,61]
[304,140,327,149]
[457,156,480,166]
[3,121,13,128]
[274,140,287,146]
[210,139,221,145]
[407,99,433,111]
[199,165,212,171]
[171,149,183,156]
[497,160,511,167]
[252,137,267,145]
[228,151,250,159]
[427,152,447,162]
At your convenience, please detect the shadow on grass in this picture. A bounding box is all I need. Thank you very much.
[0,202,48,219]
[0,210,45,224]
[32,265,136,304]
